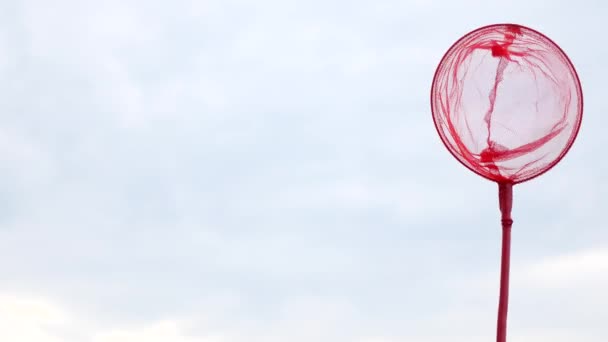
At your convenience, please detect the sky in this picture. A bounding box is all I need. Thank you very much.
[0,0,607,341]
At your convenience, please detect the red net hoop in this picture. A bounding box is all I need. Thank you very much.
[431,24,583,184]
[430,24,583,342]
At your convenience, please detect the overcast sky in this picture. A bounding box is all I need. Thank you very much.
[1,0,607,341]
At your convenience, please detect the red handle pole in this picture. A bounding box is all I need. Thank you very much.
[497,182,513,342]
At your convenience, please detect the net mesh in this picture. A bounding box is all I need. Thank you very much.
[431,24,583,184]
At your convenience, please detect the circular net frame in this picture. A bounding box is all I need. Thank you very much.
[431,24,583,184]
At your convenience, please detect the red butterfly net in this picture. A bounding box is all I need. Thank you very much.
[430,24,583,342]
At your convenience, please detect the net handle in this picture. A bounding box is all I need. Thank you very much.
[497,182,513,342]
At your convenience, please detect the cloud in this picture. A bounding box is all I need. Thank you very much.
[0,293,229,342]
[0,294,74,342]
[91,321,223,342]
[518,246,608,290]
[0,292,381,342]
[1,0,607,341]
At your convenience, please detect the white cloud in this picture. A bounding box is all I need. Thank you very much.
[0,294,229,342]
[518,246,608,290]
[0,126,54,184]
[0,294,74,342]
[91,321,224,342]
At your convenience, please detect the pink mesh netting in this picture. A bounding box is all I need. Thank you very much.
[431,24,583,184]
